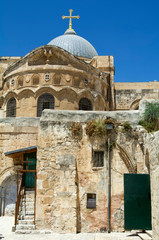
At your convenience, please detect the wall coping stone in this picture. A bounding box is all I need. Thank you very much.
[0,117,40,126]
[41,110,140,124]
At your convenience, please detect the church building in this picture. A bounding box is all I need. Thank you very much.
[0,9,156,236]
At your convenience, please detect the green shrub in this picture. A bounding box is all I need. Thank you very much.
[122,121,132,132]
[138,120,155,132]
[143,102,159,122]
[138,102,159,132]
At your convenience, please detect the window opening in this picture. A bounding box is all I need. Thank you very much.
[6,97,16,117]
[11,79,15,86]
[37,94,54,117]
[93,151,104,167]
[79,98,92,111]
[42,101,50,110]
[45,74,50,81]
[87,193,96,209]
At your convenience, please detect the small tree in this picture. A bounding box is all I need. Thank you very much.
[139,102,159,132]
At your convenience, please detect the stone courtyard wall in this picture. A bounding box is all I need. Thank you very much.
[114,82,159,110]
[134,99,159,240]
[0,118,39,215]
[144,131,159,240]
[36,109,147,233]
[0,107,157,235]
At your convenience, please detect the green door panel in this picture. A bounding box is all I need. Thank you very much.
[124,173,152,230]
[24,152,36,188]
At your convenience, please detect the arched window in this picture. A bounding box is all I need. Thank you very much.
[6,97,16,117]
[79,98,92,111]
[37,93,54,117]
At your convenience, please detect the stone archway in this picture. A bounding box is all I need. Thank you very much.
[116,143,137,173]
[0,174,17,216]
[130,98,141,110]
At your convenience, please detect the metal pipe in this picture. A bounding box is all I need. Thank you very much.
[3,189,6,216]
[107,137,111,233]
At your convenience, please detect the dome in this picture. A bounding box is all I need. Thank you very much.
[48,30,98,59]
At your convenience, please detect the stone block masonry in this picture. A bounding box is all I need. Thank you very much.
[36,109,143,233]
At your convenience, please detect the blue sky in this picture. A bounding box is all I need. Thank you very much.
[1,0,159,82]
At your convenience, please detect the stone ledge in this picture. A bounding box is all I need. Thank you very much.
[41,110,139,124]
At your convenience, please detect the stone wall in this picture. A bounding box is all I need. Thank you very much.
[0,46,111,117]
[36,121,77,233]
[114,82,159,110]
[36,109,146,233]
[134,99,159,240]
[0,108,155,233]
[143,131,159,240]
[0,57,21,88]
[0,118,39,216]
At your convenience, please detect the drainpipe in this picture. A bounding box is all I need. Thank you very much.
[0,188,2,216]
[3,189,6,216]
[107,137,111,233]
[106,123,113,233]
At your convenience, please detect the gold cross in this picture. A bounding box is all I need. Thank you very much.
[62,9,80,31]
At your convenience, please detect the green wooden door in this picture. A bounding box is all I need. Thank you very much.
[124,173,152,230]
[24,152,36,188]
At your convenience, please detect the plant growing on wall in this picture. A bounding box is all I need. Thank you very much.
[138,102,159,132]
[70,122,83,138]
[122,121,132,132]
[85,119,106,138]
[85,117,119,138]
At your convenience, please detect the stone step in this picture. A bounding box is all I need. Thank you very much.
[20,202,34,206]
[20,206,34,211]
[21,203,34,208]
[18,219,34,225]
[19,210,34,215]
[21,198,34,202]
[145,231,152,238]
[22,194,34,198]
[25,188,35,191]
[15,229,35,234]
[25,191,35,195]
[23,193,34,197]
[24,195,34,199]
[16,224,35,231]
[15,229,52,234]
[23,197,34,202]
[22,196,34,200]
[18,215,34,220]
[138,233,152,240]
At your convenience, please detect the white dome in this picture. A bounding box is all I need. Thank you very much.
[48,30,98,59]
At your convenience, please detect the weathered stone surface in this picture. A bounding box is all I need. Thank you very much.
[115,82,159,110]
[0,46,112,118]
[0,109,155,234]
[36,110,147,233]
[56,154,76,167]
[143,131,159,240]
[0,118,39,216]
[41,109,139,125]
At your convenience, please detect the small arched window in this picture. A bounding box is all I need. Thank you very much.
[79,98,92,111]
[6,97,16,117]
[37,93,54,117]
